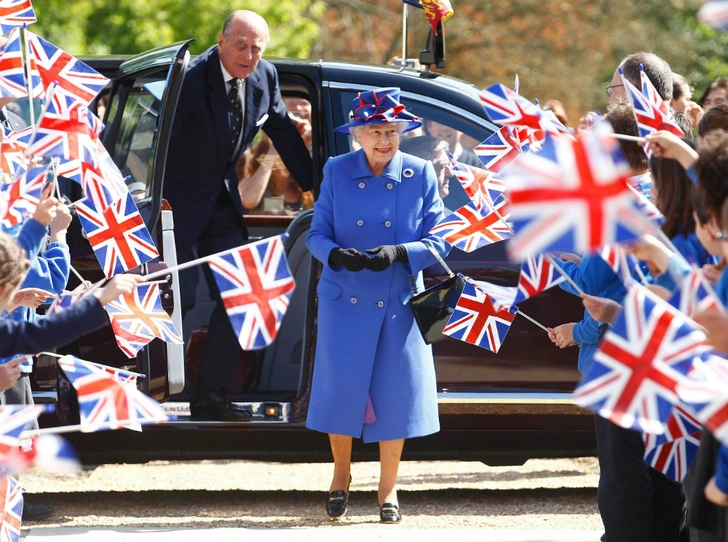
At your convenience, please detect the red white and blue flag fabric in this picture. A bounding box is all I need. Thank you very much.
[450,156,507,212]
[207,234,296,351]
[0,126,32,179]
[479,83,545,132]
[502,124,657,260]
[79,150,129,206]
[620,66,684,142]
[0,28,28,99]
[676,352,728,446]
[473,127,521,173]
[668,268,721,318]
[643,404,702,482]
[0,474,22,542]
[0,163,49,228]
[57,355,168,432]
[25,83,103,164]
[430,197,511,253]
[76,191,158,278]
[599,244,639,286]
[470,279,518,312]
[629,185,665,230]
[0,405,44,464]
[698,1,728,30]
[25,31,109,104]
[513,254,564,305]
[442,279,517,353]
[0,0,35,35]
[46,289,91,317]
[16,434,79,474]
[573,283,709,434]
[104,282,182,359]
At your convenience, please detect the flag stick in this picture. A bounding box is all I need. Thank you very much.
[401,3,408,63]
[142,236,275,282]
[606,133,645,144]
[68,265,85,283]
[20,27,35,130]
[545,253,585,296]
[40,351,146,379]
[633,263,648,284]
[517,309,549,332]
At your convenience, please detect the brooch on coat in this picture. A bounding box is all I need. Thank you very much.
[402,168,414,178]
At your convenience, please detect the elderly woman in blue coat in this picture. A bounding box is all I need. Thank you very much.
[306,88,450,524]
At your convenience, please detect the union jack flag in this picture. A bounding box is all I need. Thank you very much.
[25,83,103,164]
[0,28,28,99]
[629,185,665,229]
[503,124,658,260]
[429,197,511,253]
[573,283,709,434]
[207,234,296,351]
[0,475,22,542]
[599,243,639,286]
[675,352,728,446]
[515,126,546,153]
[479,83,545,131]
[442,280,517,353]
[473,127,521,173]
[104,282,182,359]
[513,254,564,305]
[0,163,49,228]
[55,158,82,185]
[0,406,44,464]
[450,156,507,212]
[620,67,684,144]
[0,126,32,179]
[85,361,143,384]
[0,0,35,35]
[46,289,91,317]
[57,355,168,432]
[470,279,518,312]
[643,404,702,482]
[76,191,159,278]
[668,268,721,318]
[25,31,109,104]
[15,434,79,474]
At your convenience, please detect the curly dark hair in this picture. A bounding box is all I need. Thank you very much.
[696,129,728,226]
[0,233,29,290]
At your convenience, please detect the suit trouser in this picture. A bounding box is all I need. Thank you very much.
[595,415,686,542]
[177,189,247,393]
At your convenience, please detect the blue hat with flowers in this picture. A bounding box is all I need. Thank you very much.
[335,87,422,134]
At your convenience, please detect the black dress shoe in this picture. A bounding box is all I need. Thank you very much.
[380,503,401,524]
[190,391,252,421]
[326,475,352,519]
[22,503,54,521]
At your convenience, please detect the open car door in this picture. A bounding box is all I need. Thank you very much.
[35,41,193,406]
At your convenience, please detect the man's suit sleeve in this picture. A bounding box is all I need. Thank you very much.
[0,295,108,358]
[261,65,313,192]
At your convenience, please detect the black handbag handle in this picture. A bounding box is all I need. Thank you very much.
[411,242,454,295]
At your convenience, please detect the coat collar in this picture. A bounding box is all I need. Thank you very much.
[352,149,403,182]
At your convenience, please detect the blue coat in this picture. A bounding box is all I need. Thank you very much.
[306,150,450,442]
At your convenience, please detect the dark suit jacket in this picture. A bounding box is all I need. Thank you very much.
[163,46,313,245]
[0,296,107,358]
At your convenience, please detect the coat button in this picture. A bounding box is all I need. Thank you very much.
[357,220,364,226]
[377,301,384,307]
[387,183,393,189]
[351,297,358,304]
[384,221,391,228]
[359,182,365,189]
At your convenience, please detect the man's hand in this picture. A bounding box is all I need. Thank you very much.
[0,358,22,391]
[548,323,577,349]
[94,275,145,306]
[8,288,55,311]
[693,309,728,353]
[581,294,621,324]
[31,184,58,227]
[705,476,728,507]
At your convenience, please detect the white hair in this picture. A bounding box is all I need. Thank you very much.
[349,122,408,138]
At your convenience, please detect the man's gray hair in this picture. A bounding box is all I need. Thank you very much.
[222,10,270,47]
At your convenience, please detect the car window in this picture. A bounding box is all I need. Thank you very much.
[104,77,166,202]
[238,96,314,218]
[333,89,491,214]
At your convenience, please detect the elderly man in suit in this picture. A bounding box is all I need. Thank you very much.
[163,10,313,421]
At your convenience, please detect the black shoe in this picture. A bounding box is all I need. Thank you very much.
[379,503,401,524]
[22,503,54,522]
[190,391,252,421]
[326,475,352,519]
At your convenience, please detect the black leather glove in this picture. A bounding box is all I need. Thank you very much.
[328,247,370,272]
[365,245,408,272]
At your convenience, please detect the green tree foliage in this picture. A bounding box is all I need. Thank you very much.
[30,0,325,57]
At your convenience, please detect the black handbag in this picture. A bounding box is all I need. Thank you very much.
[408,244,466,344]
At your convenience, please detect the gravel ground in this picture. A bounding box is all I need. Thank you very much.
[19,458,602,531]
